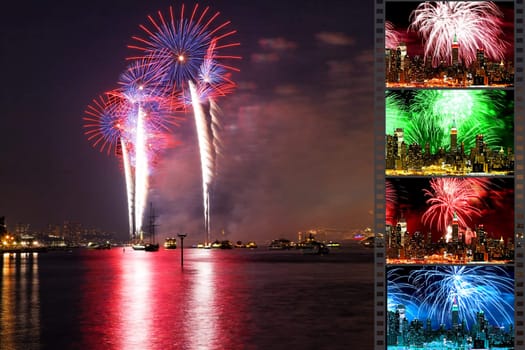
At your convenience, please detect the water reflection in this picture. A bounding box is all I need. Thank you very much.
[117,252,154,349]
[79,249,250,349]
[184,250,250,350]
[0,252,40,349]
[185,251,217,349]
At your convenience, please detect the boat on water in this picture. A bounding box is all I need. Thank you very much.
[131,242,146,251]
[295,234,330,254]
[360,236,375,248]
[210,240,233,249]
[87,241,111,250]
[300,241,330,255]
[234,241,258,248]
[268,238,293,250]
[131,203,160,252]
[144,243,159,251]
[164,237,177,249]
[326,241,341,248]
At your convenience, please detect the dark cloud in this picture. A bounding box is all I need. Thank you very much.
[316,32,356,46]
[258,37,298,51]
[251,52,280,63]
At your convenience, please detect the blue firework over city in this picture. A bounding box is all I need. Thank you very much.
[387,265,514,330]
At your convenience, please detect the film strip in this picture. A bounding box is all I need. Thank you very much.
[375,1,524,349]
[374,0,386,348]
[514,0,524,347]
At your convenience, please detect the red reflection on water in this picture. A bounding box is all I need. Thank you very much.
[185,250,218,348]
[80,249,250,349]
[117,252,154,349]
[183,250,252,350]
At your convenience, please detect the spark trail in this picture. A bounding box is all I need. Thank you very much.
[189,80,215,244]
[410,266,514,329]
[409,1,509,67]
[422,177,485,235]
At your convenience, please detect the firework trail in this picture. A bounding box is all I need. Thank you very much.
[409,266,514,329]
[120,138,135,238]
[387,268,419,321]
[189,80,214,243]
[84,94,136,237]
[84,58,183,240]
[385,91,409,137]
[114,59,185,238]
[129,4,240,243]
[385,21,400,49]
[421,178,486,235]
[409,1,508,67]
[385,179,397,226]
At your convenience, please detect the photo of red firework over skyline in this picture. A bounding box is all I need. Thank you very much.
[385,1,514,66]
[386,177,514,243]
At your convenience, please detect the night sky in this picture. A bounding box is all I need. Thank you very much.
[1,0,374,243]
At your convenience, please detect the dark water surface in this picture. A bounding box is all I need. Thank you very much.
[1,243,374,350]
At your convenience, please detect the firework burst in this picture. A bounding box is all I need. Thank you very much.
[421,177,487,235]
[386,89,512,154]
[410,90,509,152]
[84,3,239,242]
[127,4,240,244]
[409,1,509,67]
[409,266,514,329]
[83,94,127,156]
[128,3,240,98]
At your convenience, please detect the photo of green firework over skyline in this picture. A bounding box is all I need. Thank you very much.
[386,89,514,155]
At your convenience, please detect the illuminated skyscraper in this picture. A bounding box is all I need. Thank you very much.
[398,42,407,69]
[452,34,459,66]
[476,134,485,155]
[452,297,460,330]
[476,48,485,68]
[450,123,458,154]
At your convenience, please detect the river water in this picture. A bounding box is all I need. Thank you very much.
[0,243,374,350]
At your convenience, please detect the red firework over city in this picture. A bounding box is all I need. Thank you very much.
[385,1,514,88]
[386,177,514,244]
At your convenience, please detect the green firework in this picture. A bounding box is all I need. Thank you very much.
[386,90,513,153]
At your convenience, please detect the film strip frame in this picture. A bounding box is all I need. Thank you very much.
[373,1,525,349]
[515,0,524,348]
[374,0,386,348]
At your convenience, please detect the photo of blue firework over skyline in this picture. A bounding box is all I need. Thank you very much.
[386,265,514,349]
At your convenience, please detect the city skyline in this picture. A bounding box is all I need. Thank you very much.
[0,0,373,243]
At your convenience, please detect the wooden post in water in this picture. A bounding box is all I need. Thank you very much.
[177,233,187,267]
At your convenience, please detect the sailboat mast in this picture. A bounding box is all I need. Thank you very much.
[149,202,157,244]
